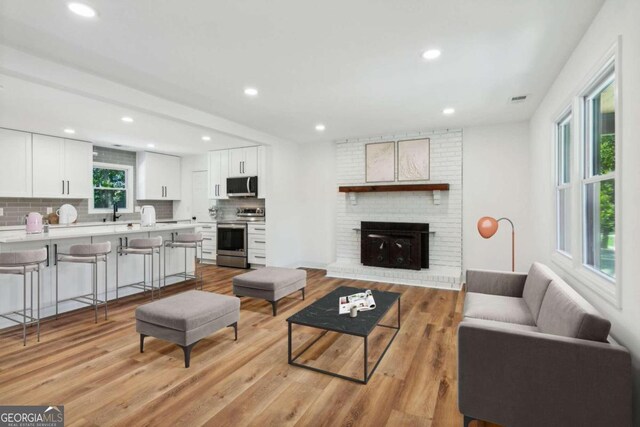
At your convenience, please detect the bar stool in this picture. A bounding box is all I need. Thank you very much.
[116,236,163,300]
[0,248,47,345]
[164,232,204,291]
[56,242,112,323]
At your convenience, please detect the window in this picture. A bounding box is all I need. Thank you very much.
[582,67,615,279]
[90,162,133,213]
[556,112,572,255]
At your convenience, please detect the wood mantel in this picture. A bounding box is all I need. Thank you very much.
[338,183,450,193]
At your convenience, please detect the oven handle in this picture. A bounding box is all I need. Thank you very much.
[217,224,247,229]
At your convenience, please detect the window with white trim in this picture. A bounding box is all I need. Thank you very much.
[582,67,615,279]
[89,162,134,213]
[556,112,572,255]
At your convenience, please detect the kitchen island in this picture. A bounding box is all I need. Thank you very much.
[0,223,199,329]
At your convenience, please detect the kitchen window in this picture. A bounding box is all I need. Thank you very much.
[89,162,134,213]
[556,111,572,255]
[582,67,616,280]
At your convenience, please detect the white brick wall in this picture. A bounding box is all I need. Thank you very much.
[330,129,463,287]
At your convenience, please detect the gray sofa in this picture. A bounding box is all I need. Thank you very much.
[458,262,631,427]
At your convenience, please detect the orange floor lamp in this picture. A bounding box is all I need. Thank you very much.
[477,216,515,272]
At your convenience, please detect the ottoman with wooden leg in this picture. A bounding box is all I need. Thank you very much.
[233,267,306,316]
[135,290,240,368]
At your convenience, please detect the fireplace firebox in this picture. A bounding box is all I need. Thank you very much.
[360,222,429,271]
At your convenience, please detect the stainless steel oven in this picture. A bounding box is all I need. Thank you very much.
[216,222,248,268]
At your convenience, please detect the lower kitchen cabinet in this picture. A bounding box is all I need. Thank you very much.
[197,224,216,262]
[248,223,266,267]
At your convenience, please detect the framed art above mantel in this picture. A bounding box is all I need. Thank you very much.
[365,141,395,182]
[398,138,430,181]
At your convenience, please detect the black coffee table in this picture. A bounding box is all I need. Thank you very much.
[287,286,401,384]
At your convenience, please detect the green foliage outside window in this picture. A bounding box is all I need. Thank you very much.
[93,167,127,209]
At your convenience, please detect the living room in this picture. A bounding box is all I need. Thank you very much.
[0,0,638,425]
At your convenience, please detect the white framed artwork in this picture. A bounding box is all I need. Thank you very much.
[398,138,430,181]
[365,141,396,182]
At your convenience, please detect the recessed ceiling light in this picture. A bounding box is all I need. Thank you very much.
[315,124,326,132]
[244,87,258,97]
[121,116,134,123]
[64,128,76,134]
[67,2,97,18]
[147,143,155,148]
[422,49,441,60]
[442,107,455,115]
[202,135,211,141]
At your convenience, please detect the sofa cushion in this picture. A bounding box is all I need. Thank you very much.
[232,267,306,291]
[463,292,536,326]
[522,262,555,321]
[135,290,240,331]
[537,280,611,342]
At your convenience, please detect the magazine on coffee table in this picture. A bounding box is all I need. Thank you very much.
[338,289,377,314]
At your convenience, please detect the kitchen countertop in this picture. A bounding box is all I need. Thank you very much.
[0,223,197,244]
[0,218,194,232]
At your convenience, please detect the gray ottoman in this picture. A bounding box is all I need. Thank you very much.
[135,290,240,367]
[233,267,306,316]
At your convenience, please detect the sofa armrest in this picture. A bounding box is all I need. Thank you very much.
[465,269,527,297]
[458,318,632,427]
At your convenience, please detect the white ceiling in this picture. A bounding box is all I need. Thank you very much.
[0,73,254,155]
[0,0,604,146]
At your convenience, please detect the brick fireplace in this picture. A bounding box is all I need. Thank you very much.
[327,128,463,289]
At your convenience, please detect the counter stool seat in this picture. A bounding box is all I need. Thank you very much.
[164,232,204,291]
[56,242,111,323]
[116,236,163,301]
[0,248,47,345]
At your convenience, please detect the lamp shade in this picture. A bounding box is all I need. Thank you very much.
[477,216,499,239]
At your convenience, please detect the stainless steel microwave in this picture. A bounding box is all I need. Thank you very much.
[227,176,258,197]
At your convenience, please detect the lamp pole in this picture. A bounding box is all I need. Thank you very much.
[497,217,515,272]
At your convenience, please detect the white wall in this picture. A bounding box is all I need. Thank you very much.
[264,142,306,267]
[462,122,533,272]
[297,142,337,268]
[528,0,640,422]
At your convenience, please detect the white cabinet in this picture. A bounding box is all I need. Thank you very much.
[0,128,32,197]
[210,146,266,199]
[32,135,92,199]
[247,223,266,266]
[209,150,229,199]
[258,145,267,199]
[137,152,182,200]
[63,139,93,198]
[228,146,258,177]
[196,224,216,262]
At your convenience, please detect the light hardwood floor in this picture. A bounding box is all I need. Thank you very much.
[0,266,474,426]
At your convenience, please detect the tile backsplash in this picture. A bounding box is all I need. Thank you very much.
[214,198,265,220]
[0,198,173,226]
[0,146,173,226]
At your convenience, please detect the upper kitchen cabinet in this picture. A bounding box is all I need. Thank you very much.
[0,128,32,198]
[209,150,229,200]
[137,151,182,200]
[228,146,258,177]
[32,134,92,199]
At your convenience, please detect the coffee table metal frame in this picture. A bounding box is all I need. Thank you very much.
[287,296,400,384]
